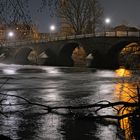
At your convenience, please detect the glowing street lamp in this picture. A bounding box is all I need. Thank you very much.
[50,25,56,40]
[8,31,14,38]
[50,25,56,31]
[105,18,111,24]
[104,18,111,35]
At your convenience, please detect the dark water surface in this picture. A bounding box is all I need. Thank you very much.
[0,64,134,140]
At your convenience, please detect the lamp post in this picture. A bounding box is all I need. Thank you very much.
[50,25,56,40]
[104,18,111,36]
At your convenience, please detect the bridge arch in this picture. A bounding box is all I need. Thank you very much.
[107,40,140,69]
[14,47,34,64]
[58,42,80,66]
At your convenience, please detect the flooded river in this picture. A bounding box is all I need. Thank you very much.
[0,64,137,140]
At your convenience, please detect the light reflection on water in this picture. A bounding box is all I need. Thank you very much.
[0,64,138,140]
[115,68,137,140]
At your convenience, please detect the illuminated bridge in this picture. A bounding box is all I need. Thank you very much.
[0,31,140,69]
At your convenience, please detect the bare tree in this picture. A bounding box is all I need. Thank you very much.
[0,0,31,25]
[57,0,103,35]
[86,0,103,34]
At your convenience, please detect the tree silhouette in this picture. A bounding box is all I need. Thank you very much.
[56,0,103,35]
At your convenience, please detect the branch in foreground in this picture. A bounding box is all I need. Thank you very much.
[0,92,137,110]
[0,92,138,120]
[74,113,134,120]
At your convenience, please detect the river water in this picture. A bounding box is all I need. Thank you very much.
[0,64,136,140]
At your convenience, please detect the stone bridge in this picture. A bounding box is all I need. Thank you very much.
[0,31,140,69]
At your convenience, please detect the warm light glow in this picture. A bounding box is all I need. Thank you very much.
[115,82,136,139]
[8,31,14,37]
[105,18,111,24]
[115,68,132,77]
[50,25,56,31]
[114,68,136,139]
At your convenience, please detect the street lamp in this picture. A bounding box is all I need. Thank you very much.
[50,25,56,31]
[8,31,14,38]
[50,25,56,40]
[104,18,111,36]
[105,18,111,24]
[7,31,15,40]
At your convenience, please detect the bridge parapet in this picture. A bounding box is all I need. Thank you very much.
[48,31,140,41]
[1,30,140,68]
[1,31,140,48]
[0,39,47,47]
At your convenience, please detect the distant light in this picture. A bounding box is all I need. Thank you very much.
[50,25,56,31]
[8,31,14,37]
[105,18,111,24]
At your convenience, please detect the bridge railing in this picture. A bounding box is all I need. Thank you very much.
[105,31,140,37]
[48,31,140,41]
[0,39,47,47]
[1,31,140,47]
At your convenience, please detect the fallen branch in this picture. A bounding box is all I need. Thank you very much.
[0,92,138,120]
[0,92,50,110]
[74,113,134,120]
[48,101,137,111]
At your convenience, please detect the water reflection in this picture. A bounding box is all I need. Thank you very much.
[43,67,61,75]
[115,68,132,77]
[115,68,137,140]
[60,118,99,140]
[0,65,138,140]
[0,91,20,139]
[2,68,17,75]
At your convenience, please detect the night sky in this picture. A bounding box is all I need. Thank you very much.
[29,0,140,32]
[100,0,140,27]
